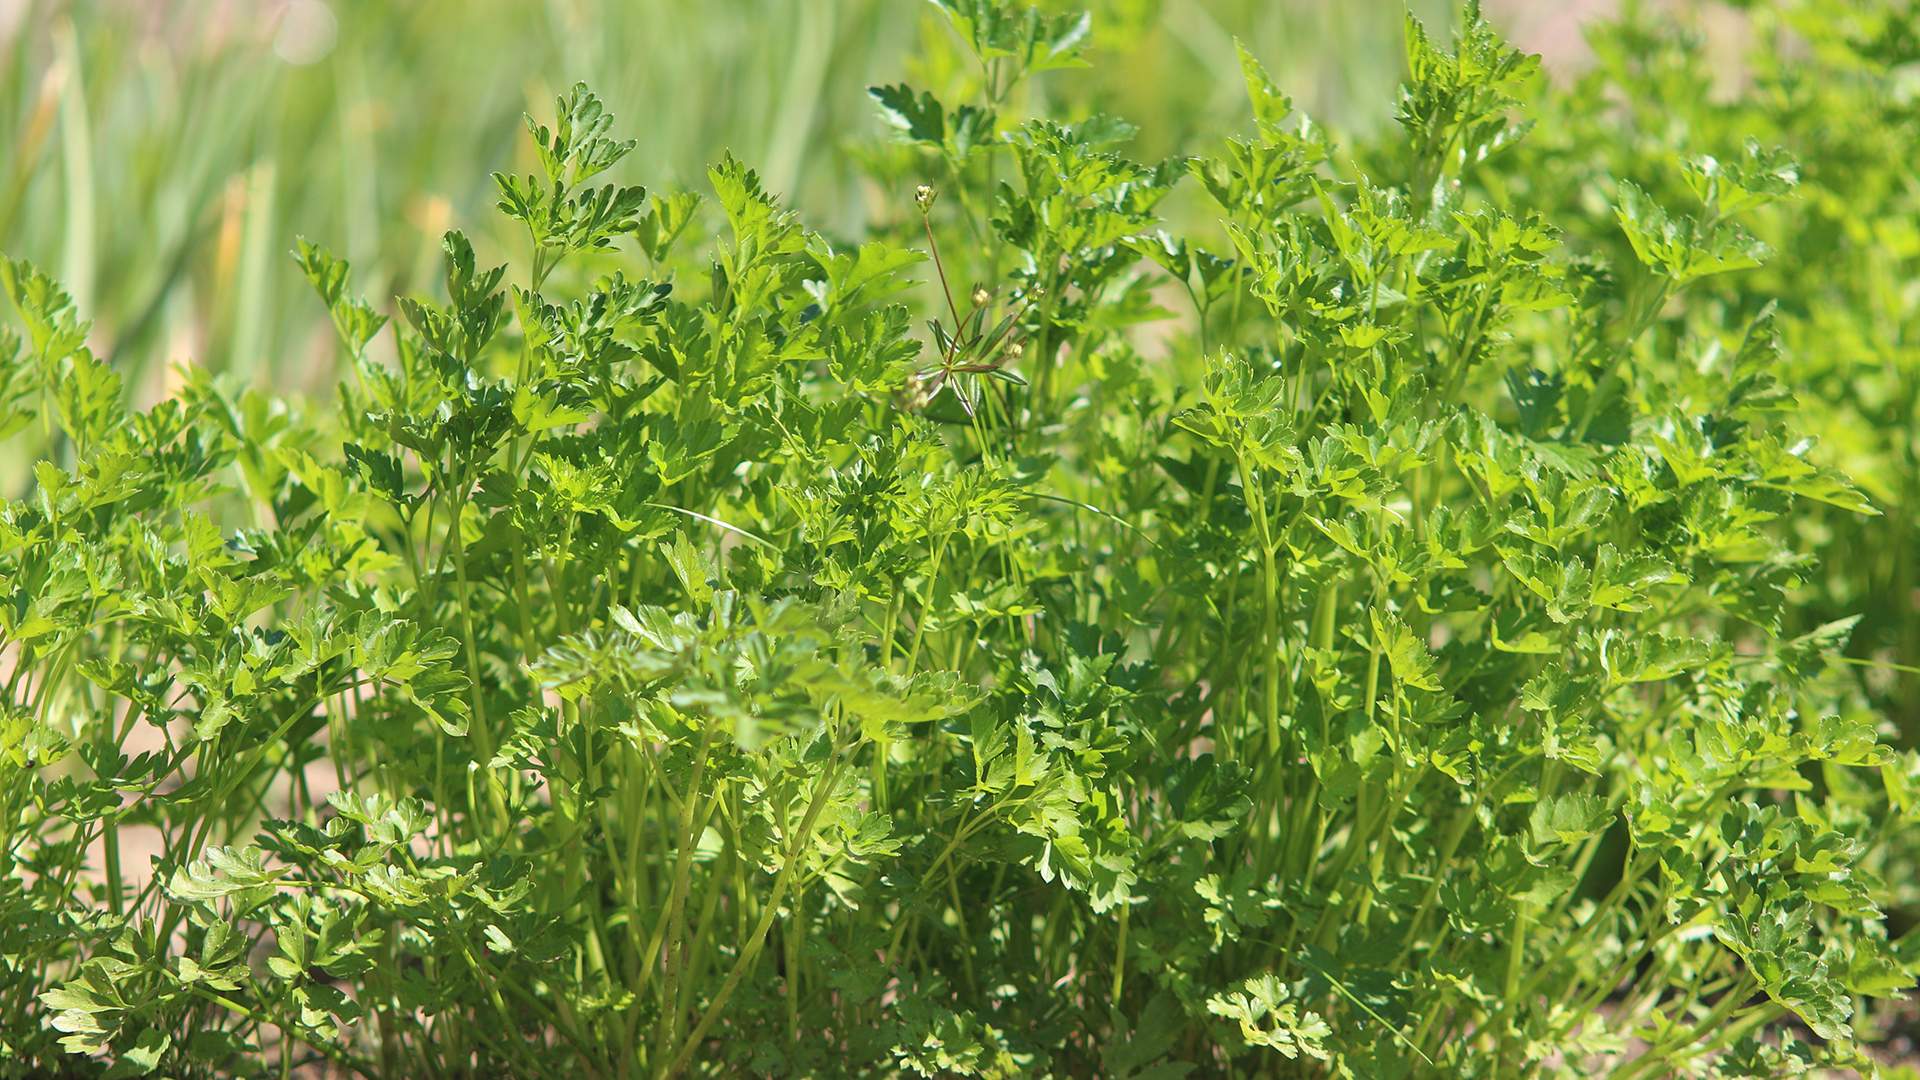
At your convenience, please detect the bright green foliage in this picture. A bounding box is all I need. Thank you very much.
[3,3,1919,1078]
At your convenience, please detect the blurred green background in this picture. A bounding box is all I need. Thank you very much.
[0,0,1616,401]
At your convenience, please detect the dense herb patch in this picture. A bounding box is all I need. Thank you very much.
[3,2,1916,1076]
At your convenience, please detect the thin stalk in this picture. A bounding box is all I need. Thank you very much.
[661,752,850,1078]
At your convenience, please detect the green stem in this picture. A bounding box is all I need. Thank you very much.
[661,752,850,1077]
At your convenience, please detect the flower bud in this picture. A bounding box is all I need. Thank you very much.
[914,184,936,211]
[970,285,990,308]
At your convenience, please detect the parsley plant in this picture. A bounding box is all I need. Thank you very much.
[3,2,1916,1076]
